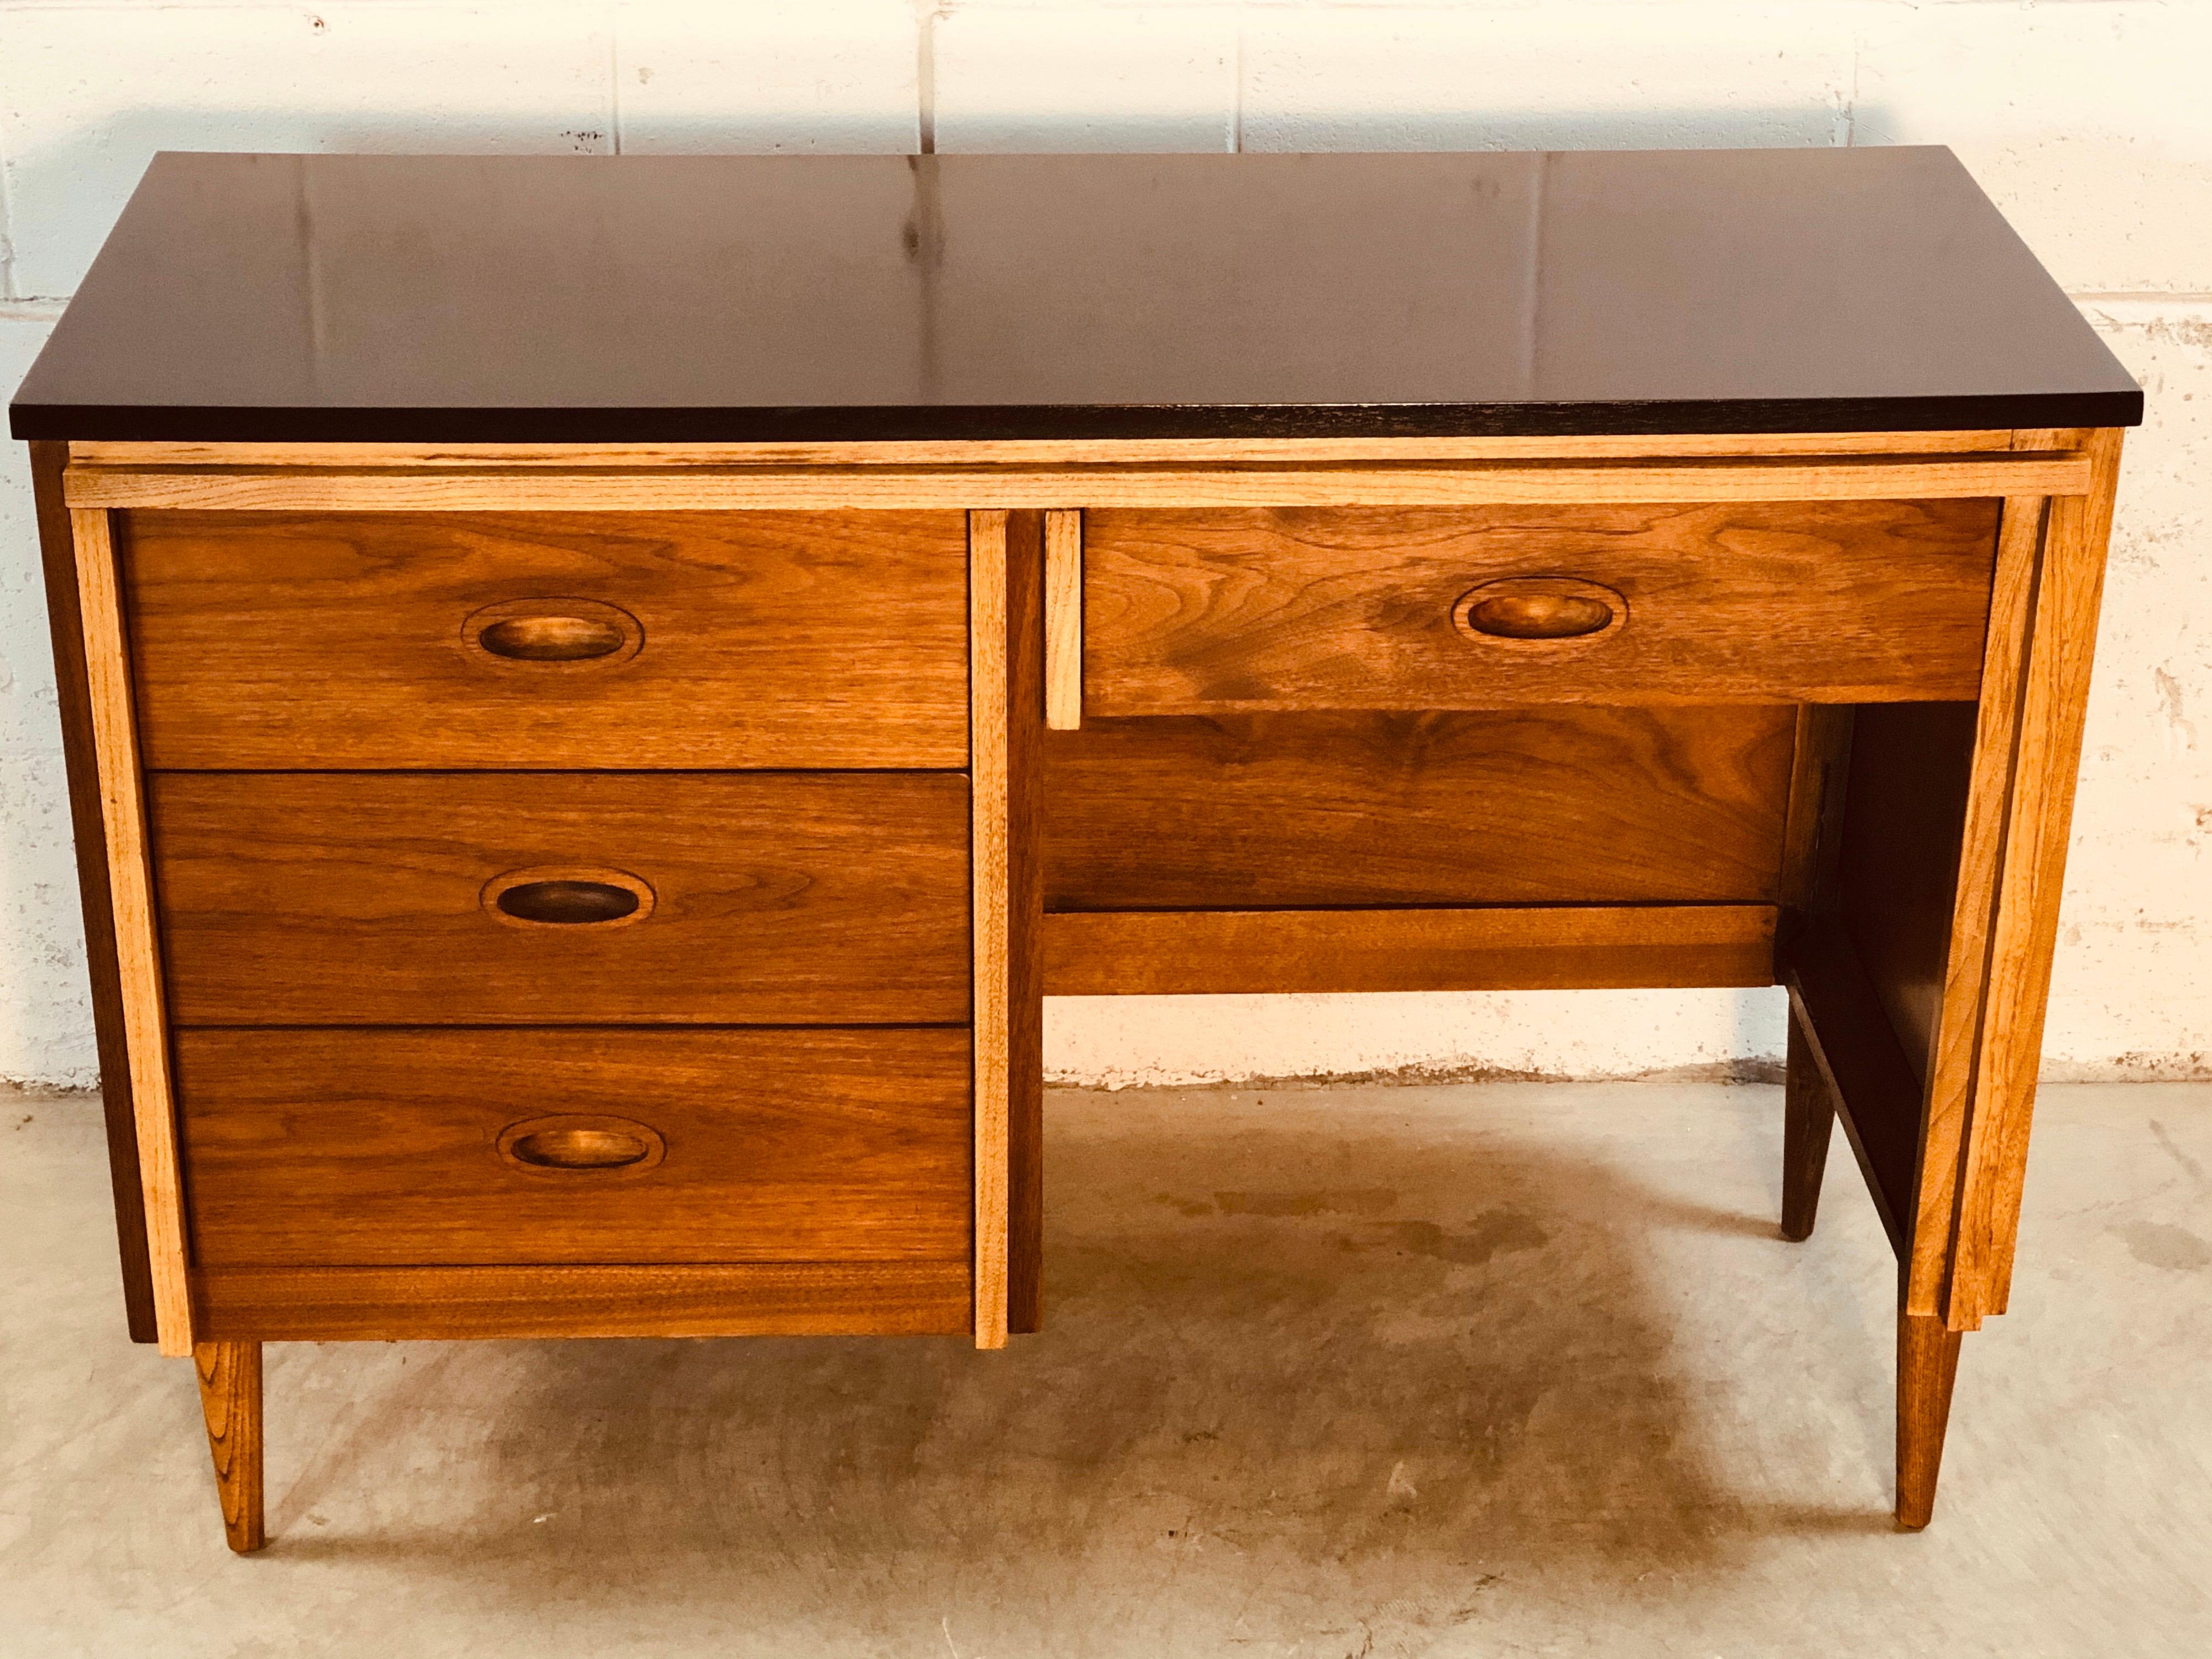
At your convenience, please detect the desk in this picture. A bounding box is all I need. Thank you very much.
[13,149,2141,1548]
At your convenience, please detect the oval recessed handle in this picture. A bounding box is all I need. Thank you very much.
[497,880,639,925]
[461,598,644,670]
[497,1114,667,1175]
[1452,577,1627,645]
[482,866,656,929]
[479,614,627,661]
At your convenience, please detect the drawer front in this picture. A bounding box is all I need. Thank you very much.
[176,1028,974,1269]
[122,509,969,768]
[151,772,971,1025]
[1082,501,2000,713]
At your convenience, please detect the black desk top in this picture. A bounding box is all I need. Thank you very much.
[11,148,2141,443]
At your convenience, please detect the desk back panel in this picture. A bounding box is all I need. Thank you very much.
[1042,706,1795,910]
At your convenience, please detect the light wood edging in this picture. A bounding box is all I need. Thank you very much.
[68,431,2028,468]
[1944,430,2125,1328]
[63,453,2091,512]
[1044,509,1082,730]
[1906,494,2047,1322]
[72,507,194,1357]
[969,510,1011,1350]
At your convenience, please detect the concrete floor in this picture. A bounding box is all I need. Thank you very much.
[4,1081,2210,1657]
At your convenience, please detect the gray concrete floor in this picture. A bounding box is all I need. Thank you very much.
[4,1081,2210,1657]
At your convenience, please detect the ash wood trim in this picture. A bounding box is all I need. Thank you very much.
[193,1340,264,1553]
[1043,905,1777,997]
[70,507,194,1355]
[63,453,2091,513]
[1946,430,2125,1328]
[1905,497,2048,1320]
[1781,916,1923,1257]
[69,431,2025,469]
[195,1262,975,1341]
[1044,509,1083,731]
[970,511,1011,1349]
[29,444,156,1341]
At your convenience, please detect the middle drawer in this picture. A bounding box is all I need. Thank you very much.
[150,772,972,1025]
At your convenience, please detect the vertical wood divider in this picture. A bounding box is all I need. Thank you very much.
[1044,509,1083,730]
[71,505,196,1355]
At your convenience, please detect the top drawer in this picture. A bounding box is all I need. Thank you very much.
[120,509,969,769]
[1082,501,2001,713]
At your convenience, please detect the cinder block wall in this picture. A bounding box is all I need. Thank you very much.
[1,1,2205,1088]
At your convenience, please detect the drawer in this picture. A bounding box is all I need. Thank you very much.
[175,1027,973,1269]
[150,772,971,1025]
[120,509,969,768]
[1080,501,2000,713]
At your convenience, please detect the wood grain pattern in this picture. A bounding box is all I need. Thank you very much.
[1781,916,1924,1257]
[1947,432,2125,1327]
[70,431,2031,470]
[1045,708,1795,911]
[150,771,971,1025]
[70,507,195,1356]
[119,509,969,769]
[1044,905,1776,996]
[29,445,157,1342]
[1082,501,2001,712]
[1776,705,1855,919]
[175,1027,974,1269]
[1896,1311,1964,1530]
[1004,515,1047,1334]
[1045,508,1083,731]
[65,452,2093,514]
[193,1339,264,1553]
[1780,1004,1839,1242]
[196,1262,974,1342]
[1904,497,2048,1320]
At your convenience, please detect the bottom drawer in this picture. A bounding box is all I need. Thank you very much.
[176,1028,974,1270]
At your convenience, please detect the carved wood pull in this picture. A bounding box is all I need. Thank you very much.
[462,598,644,667]
[496,1114,667,1174]
[482,867,656,928]
[1452,577,1627,645]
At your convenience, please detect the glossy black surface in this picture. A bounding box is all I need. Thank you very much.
[11,149,2141,441]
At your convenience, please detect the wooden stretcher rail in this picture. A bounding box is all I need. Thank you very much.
[62,452,2094,512]
[1044,905,1778,998]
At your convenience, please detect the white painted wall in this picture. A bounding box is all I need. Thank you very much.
[0,1,2205,1088]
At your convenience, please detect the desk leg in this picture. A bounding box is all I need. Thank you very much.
[1897,1311,1964,1530]
[194,1339,264,1553]
[1780,1005,1837,1241]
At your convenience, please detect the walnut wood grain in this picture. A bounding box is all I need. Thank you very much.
[1896,1311,1965,1530]
[118,509,969,769]
[175,1027,974,1269]
[1044,708,1794,911]
[1780,1005,1840,1243]
[1081,501,2002,713]
[150,771,971,1025]
[29,444,157,1342]
[192,1339,264,1553]
[195,1262,975,1342]
[1044,508,1083,731]
[1043,906,1776,997]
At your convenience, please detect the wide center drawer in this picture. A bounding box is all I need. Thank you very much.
[176,1027,974,1269]
[120,508,970,768]
[149,772,972,1025]
[1081,501,2001,712]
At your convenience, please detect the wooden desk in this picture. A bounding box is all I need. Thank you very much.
[13,149,2141,1549]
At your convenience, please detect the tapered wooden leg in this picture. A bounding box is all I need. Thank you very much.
[1780,1006,1838,1241]
[194,1339,265,1553]
[1896,1311,1964,1530]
